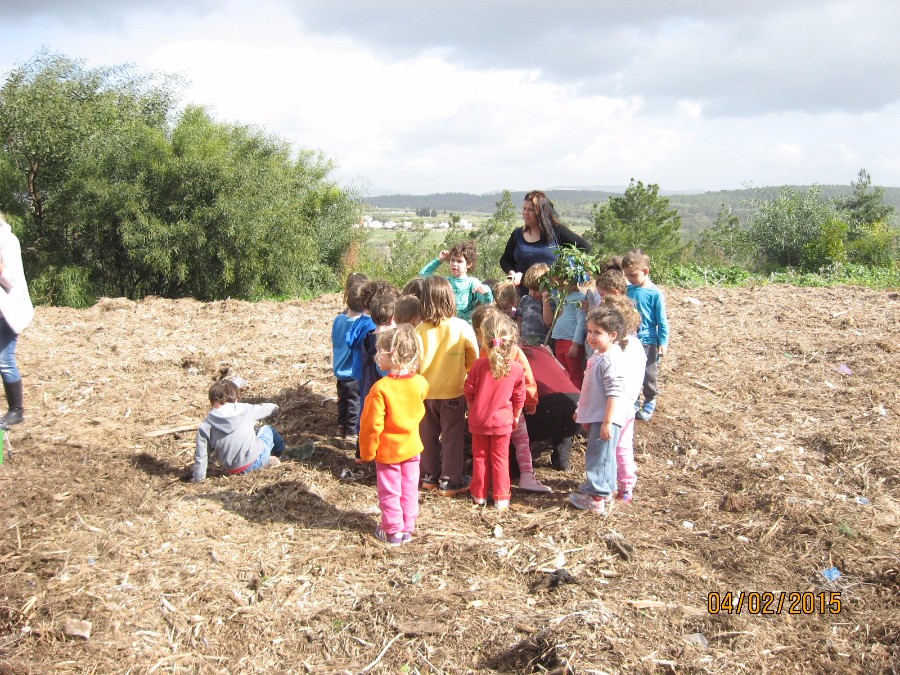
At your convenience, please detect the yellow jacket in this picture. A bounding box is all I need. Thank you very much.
[415,318,478,399]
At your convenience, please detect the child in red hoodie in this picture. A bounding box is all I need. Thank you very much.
[464,312,526,509]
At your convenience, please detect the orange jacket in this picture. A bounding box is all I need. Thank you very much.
[359,373,429,464]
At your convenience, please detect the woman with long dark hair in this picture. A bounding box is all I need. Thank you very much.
[499,190,591,288]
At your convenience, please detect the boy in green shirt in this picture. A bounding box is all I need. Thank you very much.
[419,240,493,323]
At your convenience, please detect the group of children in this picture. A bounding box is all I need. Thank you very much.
[191,240,670,541]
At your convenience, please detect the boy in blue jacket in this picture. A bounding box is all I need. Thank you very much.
[623,249,669,421]
[331,282,366,439]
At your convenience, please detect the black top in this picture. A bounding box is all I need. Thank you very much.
[499,224,591,275]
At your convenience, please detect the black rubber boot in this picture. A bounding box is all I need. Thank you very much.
[551,436,572,471]
[0,379,24,428]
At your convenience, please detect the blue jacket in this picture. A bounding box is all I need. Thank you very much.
[627,281,669,346]
[345,314,377,380]
[331,313,360,380]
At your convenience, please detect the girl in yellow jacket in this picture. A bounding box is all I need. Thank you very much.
[414,276,479,497]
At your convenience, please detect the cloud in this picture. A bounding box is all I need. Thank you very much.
[2,0,899,192]
[0,0,217,23]
[285,0,900,116]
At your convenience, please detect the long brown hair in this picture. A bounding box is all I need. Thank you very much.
[480,312,517,380]
[524,190,569,244]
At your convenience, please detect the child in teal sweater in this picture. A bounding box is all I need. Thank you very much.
[420,240,493,323]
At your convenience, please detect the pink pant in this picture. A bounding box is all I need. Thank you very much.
[509,412,533,474]
[471,433,512,502]
[615,412,637,492]
[554,339,585,389]
[376,455,420,535]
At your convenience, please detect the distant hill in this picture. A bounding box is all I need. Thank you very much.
[365,186,900,239]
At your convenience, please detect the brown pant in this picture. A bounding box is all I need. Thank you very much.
[419,396,467,483]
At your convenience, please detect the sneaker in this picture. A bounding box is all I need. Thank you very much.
[494,499,510,510]
[401,532,413,544]
[421,474,439,491]
[518,472,552,493]
[437,476,471,497]
[568,492,607,514]
[471,496,487,505]
[634,399,642,412]
[615,489,633,503]
[374,527,403,546]
[636,399,656,421]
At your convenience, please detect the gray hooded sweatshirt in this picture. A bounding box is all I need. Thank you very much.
[193,402,278,481]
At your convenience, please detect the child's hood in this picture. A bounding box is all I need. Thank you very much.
[346,313,376,346]
[205,402,252,434]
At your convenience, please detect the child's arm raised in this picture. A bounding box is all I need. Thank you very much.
[419,250,450,277]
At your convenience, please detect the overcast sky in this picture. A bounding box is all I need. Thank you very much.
[2,0,899,194]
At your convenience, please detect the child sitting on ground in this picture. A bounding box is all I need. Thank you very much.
[192,380,285,481]
[464,312,526,509]
[358,325,429,545]
[419,240,493,323]
[623,249,669,421]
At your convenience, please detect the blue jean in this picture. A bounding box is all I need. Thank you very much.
[582,422,622,498]
[0,318,20,383]
[240,426,285,474]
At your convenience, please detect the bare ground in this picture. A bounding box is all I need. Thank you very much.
[0,285,898,674]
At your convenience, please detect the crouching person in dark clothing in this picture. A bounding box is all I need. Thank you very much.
[521,345,580,471]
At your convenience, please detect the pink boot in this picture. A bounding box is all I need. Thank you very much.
[518,471,552,493]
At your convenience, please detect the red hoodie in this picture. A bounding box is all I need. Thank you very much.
[464,358,525,435]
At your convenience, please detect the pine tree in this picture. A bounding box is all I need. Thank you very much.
[590,179,684,263]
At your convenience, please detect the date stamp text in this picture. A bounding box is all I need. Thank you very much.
[707,591,842,615]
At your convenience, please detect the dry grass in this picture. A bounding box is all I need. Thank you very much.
[0,286,898,673]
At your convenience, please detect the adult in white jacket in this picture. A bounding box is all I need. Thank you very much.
[0,213,34,428]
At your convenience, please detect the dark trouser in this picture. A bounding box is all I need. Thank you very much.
[641,344,659,402]
[336,378,360,431]
[419,396,466,483]
[525,392,579,471]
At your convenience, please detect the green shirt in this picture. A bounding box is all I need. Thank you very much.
[419,258,494,323]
